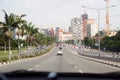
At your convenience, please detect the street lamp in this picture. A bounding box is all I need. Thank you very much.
[81,5,115,51]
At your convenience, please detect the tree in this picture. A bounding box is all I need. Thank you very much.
[0,10,26,60]
[0,26,9,53]
[101,30,120,52]
[84,37,90,46]
[23,22,37,46]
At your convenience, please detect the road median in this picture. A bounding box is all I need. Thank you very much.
[0,45,55,65]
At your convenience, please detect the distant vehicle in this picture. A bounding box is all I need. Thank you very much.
[59,47,62,50]
[57,50,63,56]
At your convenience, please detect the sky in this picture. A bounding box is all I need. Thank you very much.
[0,0,120,31]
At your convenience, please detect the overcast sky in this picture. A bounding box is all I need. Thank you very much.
[0,0,120,31]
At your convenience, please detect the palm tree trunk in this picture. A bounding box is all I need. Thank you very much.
[27,32,29,47]
[4,41,6,54]
[18,35,20,59]
[26,39,28,47]
[27,37,29,47]
[8,38,11,61]
[8,27,11,61]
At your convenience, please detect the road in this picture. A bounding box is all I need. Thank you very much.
[0,45,120,73]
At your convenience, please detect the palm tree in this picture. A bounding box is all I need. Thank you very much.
[31,27,39,46]
[1,10,26,61]
[0,25,8,54]
[24,22,37,46]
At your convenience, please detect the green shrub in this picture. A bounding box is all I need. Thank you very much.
[0,56,8,62]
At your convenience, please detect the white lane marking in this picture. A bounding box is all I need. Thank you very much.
[28,68,33,71]
[74,66,78,68]
[78,70,83,73]
[35,65,39,67]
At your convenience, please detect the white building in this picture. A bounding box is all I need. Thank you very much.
[71,18,82,40]
[13,28,27,40]
[55,28,72,42]
[108,30,117,37]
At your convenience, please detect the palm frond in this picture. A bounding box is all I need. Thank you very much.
[2,9,9,25]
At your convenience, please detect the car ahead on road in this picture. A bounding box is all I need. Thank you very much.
[57,50,63,56]
[59,47,62,50]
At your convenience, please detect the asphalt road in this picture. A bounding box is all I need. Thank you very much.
[0,46,120,73]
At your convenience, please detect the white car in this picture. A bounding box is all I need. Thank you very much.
[57,50,63,56]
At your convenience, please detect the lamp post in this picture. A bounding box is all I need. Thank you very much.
[81,5,115,51]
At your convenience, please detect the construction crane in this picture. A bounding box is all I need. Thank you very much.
[104,0,109,34]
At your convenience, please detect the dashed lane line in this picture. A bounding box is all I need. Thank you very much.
[78,70,83,73]
[28,68,33,71]
[35,65,39,67]
[74,66,78,68]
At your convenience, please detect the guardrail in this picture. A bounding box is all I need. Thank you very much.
[66,44,120,62]
[77,49,120,63]
[79,49,120,58]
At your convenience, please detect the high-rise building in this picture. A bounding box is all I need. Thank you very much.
[49,28,55,37]
[86,19,98,38]
[69,26,72,32]
[82,13,88,20]
[71,18,82,41]
[55,27,60,34]
[81,13,88,39]
[81,13,98,39]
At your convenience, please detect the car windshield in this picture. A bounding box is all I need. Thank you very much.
[0,0,120,74]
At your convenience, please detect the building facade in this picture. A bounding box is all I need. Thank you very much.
[81,13,88,39]
[71,18,82,41]
[69,26,72,33]
[87,19,98,38]
[55,28,72,42]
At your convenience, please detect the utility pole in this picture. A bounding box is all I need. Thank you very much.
[105,0,109,34]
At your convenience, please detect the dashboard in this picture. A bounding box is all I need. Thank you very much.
[0,70,120,80]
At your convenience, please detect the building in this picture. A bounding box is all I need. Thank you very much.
[55,28,72,42]
[70,13,98,41]
[108,30,117,37]
[63,32,73,41]
[39,28,55,37]
[69,26,72,32]
[49,28,55,37]
[81,13,88,39]
[87,19,98,38]
[81,13,98,39]
[55,27,60,34]
[71,18,82,41]
[13,28,27,40]
[82,12,88,20]
[39,29,49,35]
